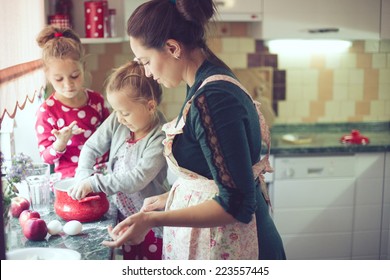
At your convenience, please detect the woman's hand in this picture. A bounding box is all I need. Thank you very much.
[67,178,93,200]
[141,192,169,212]
[52,121,85,152]
[102,211,153,248]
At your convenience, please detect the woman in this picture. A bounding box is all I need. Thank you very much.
[103,0,286,260]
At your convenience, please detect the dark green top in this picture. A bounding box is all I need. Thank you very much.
[172,60,286,260]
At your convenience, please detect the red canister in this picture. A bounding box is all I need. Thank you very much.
[84,1,109,38]
[49,14,71,29]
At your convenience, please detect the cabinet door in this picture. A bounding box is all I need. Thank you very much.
[213,0,262,21]
[381,152,390,259]
[353,153,385,259]
[382,0,390,39]
[263,0,381,39]
[272,177,356,260]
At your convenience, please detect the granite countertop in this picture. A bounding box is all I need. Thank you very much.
[269,122,390,156]
[6,202,118,260]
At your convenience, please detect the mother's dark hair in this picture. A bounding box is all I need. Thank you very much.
[127,0,229,69]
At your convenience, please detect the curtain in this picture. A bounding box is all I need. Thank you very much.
[0,0,46,124]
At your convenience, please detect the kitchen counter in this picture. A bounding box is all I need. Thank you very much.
[269,121,390,156]
[6,202,118,260]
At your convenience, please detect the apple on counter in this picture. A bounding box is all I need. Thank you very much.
[10,197,30,218]
[22,218,48,241]
[19,210,40,228]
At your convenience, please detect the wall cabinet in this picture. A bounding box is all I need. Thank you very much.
[381,0,390,39]
[213,0,262,22]
[270,153,385,259]
[45,0,263,44]
[262,0,381,40]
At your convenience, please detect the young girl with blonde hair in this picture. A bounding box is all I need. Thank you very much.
[36,26,110,179]
[69,61,168,260]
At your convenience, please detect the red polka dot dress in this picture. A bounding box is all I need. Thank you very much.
[35,89,110,179]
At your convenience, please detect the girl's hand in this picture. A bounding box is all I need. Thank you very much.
[52,121,85,152]
[67,179,93,200]
[102,212,153,248]
[141,192,169,212]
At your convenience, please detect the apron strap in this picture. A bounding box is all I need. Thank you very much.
[196,74,274,208]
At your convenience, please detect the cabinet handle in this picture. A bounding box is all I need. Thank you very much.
[307,168,324,175]
[215,1,225,7]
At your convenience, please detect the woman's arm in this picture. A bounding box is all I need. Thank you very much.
[103,199,236,247]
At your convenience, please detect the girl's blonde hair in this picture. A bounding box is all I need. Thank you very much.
[106,61,162,106]
[36,25,84,66]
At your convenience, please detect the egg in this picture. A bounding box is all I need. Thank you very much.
[47,220,62,235]
[63,220,83,236]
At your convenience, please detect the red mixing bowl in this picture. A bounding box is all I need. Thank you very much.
[54,178,109,222]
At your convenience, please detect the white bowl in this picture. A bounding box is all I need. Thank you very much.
[6,247,81,260]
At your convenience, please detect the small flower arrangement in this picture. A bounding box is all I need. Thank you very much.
[1,152,33,222]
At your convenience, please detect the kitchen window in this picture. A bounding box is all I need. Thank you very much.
[0,0,46,160]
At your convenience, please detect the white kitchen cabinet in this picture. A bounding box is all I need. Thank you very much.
[353,153,385,259]
[46,0,263,43]
[270,153,385,259]
[262,0,381,40]
[381,152,390,259]
[381,0,390,39]
[213,0,262,22]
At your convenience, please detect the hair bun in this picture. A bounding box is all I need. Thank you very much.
[176,0,215,25]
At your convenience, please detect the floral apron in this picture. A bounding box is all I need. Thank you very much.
[161,74,273,260]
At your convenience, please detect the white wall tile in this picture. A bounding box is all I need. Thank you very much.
[347,85,364,101]
[221,37,240,53]
[333,85,349,100]
[348,69,364,85]
[238,38,255,53]
[364,40,380,53]
[302,85,318,101]
[370,100,386,116]
[379,84,390,100]
[286,85,304,100]
[372,53,387,68]
[333,69,349,85]
[379,68,390,84]
[380,40,390,52]
[340,53,357,68]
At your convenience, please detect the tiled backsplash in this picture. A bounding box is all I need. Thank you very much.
[84,23,390,123]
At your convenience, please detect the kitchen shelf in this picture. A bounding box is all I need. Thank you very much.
[80,37,124,44]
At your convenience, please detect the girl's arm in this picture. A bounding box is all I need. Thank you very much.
[91,127,167,195]
[35,106,65,164]
[75,113,115,180]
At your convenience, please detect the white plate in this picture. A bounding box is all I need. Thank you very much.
[281,134,312,144]
[6,248,81,260]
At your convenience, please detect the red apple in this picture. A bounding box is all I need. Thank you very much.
[19,210,41,227]
[10,197,30,218]
[22,218,48,241]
